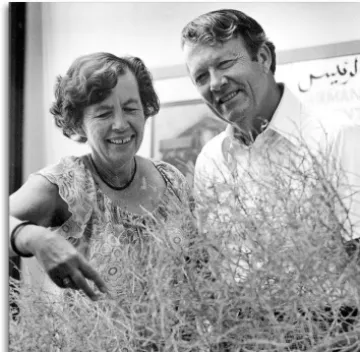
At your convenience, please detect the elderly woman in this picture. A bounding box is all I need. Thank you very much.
[9,53,195,301]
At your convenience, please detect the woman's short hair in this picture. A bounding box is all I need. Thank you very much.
[181,9,276,74]
[50,53,160,143]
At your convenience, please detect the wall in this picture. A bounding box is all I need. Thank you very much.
[23,4,46,180]
[23,2,360,181]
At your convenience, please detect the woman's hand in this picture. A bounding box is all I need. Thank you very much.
[26,226,108,301]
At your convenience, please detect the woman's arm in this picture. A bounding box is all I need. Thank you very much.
[10,174,68,253]
[9,175,107,300]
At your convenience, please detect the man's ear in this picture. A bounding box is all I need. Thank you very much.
[256,43,272,74]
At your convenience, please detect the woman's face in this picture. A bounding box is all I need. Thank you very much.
[81,70,146,168]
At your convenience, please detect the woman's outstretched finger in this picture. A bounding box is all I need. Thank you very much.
[79,258,108,294]
[71,270,99,301]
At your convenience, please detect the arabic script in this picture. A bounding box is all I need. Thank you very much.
[298,56,358,93]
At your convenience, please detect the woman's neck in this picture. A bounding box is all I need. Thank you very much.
[90,155,137,190]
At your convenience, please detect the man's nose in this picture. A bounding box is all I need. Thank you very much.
[210,71,227,92]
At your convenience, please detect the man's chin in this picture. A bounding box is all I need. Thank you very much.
[212,105,247,130]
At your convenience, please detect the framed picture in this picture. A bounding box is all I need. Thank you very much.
[152,100,226,186]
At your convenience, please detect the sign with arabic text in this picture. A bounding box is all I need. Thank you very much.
[276,54,360,123]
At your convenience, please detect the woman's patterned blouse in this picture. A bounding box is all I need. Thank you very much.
[34,155,196,300]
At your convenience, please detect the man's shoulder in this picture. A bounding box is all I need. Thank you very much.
[195,130,228,176]
[302,105,356,136]
[198,130,227,159]
[279,85,356,134]
[297,103,359,153]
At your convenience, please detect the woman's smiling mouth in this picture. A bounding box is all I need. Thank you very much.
[108,136,133,145]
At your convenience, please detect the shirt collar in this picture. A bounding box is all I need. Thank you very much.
[225,84,303,147]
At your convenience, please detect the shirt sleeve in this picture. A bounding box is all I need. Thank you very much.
[193,148,215,199]
[194,137,237,206]
[332,124,360,241]
[194,141,240,232]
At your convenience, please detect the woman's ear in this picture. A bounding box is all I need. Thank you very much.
[70,134,87,142]
[70,126,87,142]
[256,43,272,74]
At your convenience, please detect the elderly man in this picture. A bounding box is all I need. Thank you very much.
[181,8,360,350]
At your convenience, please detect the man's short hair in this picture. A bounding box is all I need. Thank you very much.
[181,9,277,74]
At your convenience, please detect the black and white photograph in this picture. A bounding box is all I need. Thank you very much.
[8,3,360,351]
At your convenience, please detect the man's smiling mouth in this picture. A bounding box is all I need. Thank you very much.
[219,90,240,104]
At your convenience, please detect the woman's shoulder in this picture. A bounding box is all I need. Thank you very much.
[32,155,94,187]
[150,159,195,207]
[34,155,96,239]
[35,155,88,177]
[151,159,189,185]
[32,154,96,211]
[152,159,184,176]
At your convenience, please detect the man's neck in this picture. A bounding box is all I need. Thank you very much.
[236,83,284,145]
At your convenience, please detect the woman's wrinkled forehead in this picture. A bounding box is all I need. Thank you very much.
[116,69,138,88]
[83,71,142,116]
[86,67,135,105]
[105,71,141,103]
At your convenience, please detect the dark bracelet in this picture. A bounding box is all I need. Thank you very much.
[10,221,36,258]
[344,238,360,259]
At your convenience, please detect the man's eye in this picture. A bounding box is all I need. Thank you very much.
[195,73,208,86]
[218,60,235,69]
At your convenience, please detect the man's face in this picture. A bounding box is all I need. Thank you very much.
[184,37,271,134]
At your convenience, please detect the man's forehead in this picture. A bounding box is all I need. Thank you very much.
[183,42,220,68]
[184,40,244,71]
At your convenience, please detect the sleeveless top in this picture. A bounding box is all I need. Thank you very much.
[25,155,196,301]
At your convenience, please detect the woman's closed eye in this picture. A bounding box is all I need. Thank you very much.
[95,111,112,119]
[123,105,140,114]
[123,107,138,112]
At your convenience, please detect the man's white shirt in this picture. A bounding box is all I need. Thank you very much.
[194,84,360,295]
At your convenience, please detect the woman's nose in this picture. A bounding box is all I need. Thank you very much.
[112,109,128,130]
